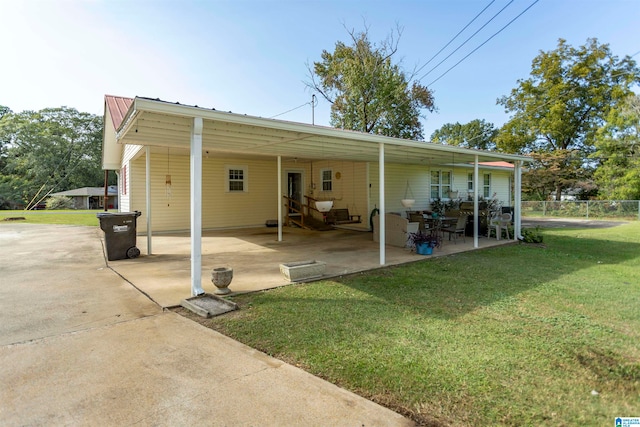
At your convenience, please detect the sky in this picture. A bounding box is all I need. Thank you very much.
[1,0,638,138]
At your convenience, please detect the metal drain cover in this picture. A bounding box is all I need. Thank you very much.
[180,293,238,318]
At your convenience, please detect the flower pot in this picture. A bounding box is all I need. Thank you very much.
[211,267,233,295]
[401,199,415,208]
[315,201,333,212]
[415,242,433,255]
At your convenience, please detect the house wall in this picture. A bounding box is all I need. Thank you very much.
[369,163,431,213]
[369,164,514,214]
[119,145,142,212]
[126,154,370,233]
[304,160,369,228]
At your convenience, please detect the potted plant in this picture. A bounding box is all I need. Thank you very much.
[409,231,440,255]
[430,197,444,218]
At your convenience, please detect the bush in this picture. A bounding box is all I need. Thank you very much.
[519,227,544,244]
[46,196,73,210]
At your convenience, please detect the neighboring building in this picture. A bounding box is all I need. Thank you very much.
[50,186,118,209]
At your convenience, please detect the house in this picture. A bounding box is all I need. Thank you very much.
[102,95,531,295]
[50,186,118,209]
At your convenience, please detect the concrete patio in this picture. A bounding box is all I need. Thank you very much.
[108,225,515,308]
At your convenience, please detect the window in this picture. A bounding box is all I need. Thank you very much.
[430,170,451,199]
[226,166,248,192]
[321,169,332,192]
[121,165,127,195]
[467,173,473,192]
[483,173,491,198]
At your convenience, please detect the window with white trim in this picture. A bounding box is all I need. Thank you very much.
[430,170,451,199]
[321,168,332,192]
[226,166,248,192]
[483,173,491,198]
[467,173,473,192]
[121,165,127,195]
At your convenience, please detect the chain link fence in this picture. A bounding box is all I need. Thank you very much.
[521,200,640,220]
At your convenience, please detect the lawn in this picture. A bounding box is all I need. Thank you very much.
[179,222,640,426]
[0,210,101,226]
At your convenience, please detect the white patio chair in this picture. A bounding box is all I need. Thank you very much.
[489,212,512,240]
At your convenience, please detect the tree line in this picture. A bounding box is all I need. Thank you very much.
[310,28,640,201]
[0,107,111,209]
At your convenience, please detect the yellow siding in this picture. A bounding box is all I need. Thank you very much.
[305,160,368,225]
[369,163,431,213]
[128,155,371,232]
[118,144,142,213]
[369,164,514,213]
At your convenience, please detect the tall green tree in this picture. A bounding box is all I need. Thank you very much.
[308,26,435,140]
[430,119,497,150]
[496,38,640,200]
[593,94,640,199]
[0,107,104,208]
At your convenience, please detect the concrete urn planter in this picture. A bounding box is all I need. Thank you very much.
[211,267,233,295]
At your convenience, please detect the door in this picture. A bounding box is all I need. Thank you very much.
[287,172,303,215]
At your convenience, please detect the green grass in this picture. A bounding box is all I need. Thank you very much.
[180,223,640,426]
[0,210,102,226]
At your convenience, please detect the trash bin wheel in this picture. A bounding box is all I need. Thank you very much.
[126,246,141,259]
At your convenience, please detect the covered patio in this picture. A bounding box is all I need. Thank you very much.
[104,96,531,298]
[106,226,515,308]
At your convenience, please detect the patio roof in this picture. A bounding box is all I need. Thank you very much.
[115,97,531,166]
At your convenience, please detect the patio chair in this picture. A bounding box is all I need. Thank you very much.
[489,212,512,240]
[442,215,467,243]
[408,212,426,233]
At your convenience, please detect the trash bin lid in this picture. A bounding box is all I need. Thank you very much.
[97,211,141,218]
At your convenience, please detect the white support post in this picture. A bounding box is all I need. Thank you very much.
[190,117,204,296]
[473,155,479,248]
[514,160,523,239]
[378,143,386,265]
[145,146,152,255]
[277,156,283,242]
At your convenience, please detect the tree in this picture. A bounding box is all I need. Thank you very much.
[308,26,435,140]
[430,119,497,150]
[592,94,640,200]
[0,107,106,209]
[496,38,640,200]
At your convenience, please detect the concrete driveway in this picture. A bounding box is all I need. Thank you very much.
[0,223,413,426]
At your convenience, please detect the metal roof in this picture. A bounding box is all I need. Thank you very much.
[114,96,531,166]
[105,95,133,129]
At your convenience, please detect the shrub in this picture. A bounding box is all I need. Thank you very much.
[46,196,73,210]
[519,227,544,244]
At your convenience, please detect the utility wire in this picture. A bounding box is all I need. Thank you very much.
[427,0,540,87]
[269,101,312,119]
[414,0,496,76]
[418,0,515,81]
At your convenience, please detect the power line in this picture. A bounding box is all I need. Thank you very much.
[414,0,496,76]
[418,0,515,82]
[426,0,540,87]
[269,101,312,119]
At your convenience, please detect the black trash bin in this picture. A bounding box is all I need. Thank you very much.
[96,211,142,261]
